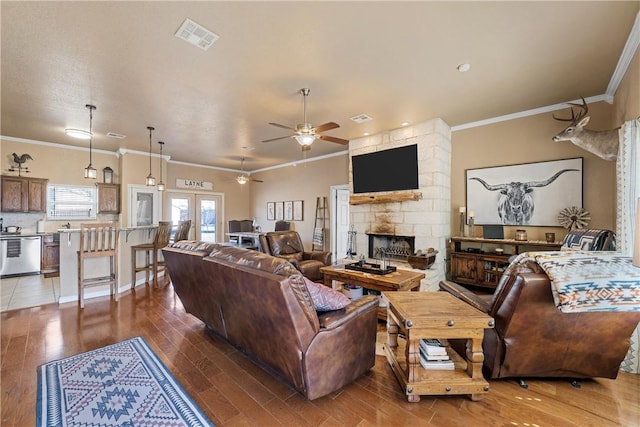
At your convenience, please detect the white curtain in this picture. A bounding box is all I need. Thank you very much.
[616,118,640,255]
[617,118,640,374]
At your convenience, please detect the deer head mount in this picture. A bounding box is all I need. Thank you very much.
[552,96,620,161]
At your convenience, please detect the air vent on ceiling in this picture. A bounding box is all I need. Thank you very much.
[350,114,373,124]
[106,132,126,139]
[175,18,219,51]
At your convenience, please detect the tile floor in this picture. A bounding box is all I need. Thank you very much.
[1,274,59,312]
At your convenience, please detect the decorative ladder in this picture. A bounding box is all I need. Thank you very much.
[312,196,327,251]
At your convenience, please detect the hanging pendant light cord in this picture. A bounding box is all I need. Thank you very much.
[88,106,93,165]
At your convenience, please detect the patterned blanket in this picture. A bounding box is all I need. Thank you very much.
[512,251,640,313]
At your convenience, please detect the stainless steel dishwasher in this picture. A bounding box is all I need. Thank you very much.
[0,235,42,277]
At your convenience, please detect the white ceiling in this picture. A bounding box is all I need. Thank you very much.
[2,1,639,172]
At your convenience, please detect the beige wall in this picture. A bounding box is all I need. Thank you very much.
[450,101,617,241]
[250,154,349,249]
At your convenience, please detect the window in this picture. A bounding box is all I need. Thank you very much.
[47,184,97,220]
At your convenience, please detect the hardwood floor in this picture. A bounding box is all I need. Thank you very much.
[2,283,639,426]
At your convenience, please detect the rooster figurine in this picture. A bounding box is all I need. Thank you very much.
[9,153,33,176]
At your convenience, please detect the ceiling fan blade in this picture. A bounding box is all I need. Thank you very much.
[314,122,340,133]
[251,178,264,183]
[318,134,349,145]
[269,122,296,131]
[262,135,292,143]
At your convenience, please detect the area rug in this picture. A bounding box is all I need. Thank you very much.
[37,336,214,427]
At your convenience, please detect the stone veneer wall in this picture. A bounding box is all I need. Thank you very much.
[349,118,451,291]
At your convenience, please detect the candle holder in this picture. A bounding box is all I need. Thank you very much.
[468,217,475,237]
[459,212,466,237]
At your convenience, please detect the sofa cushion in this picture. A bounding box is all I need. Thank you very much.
[303,277,350,311]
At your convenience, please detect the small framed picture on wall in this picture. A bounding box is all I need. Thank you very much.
[293,200,303,221]
[275,202,284,221]
[267,202,275,221]
[284,201,293,221]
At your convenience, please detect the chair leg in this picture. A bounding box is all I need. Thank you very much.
[153,249,158,288]
[131,249,136,290]
[112,254,119,302]
[78,255,84,309]
[145,250,151,285]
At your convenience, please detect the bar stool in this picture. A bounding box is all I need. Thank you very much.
[173,219,192,242]
[131,221,172,288]
[77,222,119,309]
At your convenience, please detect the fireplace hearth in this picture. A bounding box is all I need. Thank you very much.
[367,233,415,261]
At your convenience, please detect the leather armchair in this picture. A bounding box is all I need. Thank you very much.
[439,261,640,382]
[259,231,331,282]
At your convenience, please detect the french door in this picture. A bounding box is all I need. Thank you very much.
[164,191,223,242]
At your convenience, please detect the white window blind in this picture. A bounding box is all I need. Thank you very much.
[47,184,97,220]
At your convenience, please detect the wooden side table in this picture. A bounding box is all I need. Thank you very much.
[383,291,494,402]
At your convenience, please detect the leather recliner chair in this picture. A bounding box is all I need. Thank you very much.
[439,261,640,384]
[259,231,331,282]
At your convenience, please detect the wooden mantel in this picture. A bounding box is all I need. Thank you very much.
[349,191,422,205]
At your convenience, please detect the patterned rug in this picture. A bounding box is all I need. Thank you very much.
[37,336,214,427]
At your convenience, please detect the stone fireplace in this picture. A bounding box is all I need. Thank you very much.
[349,118,451,290]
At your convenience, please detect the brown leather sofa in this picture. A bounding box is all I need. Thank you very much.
[162,241,379,400]
[439,262,640,382]
[258,231,331,282]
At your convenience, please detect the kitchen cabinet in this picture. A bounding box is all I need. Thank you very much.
[448,237,561,290]
[96,183,120,213]
[41,234,60,277]
[0,176,48,213]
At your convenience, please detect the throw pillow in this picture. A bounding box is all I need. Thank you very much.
[303,277,351,311]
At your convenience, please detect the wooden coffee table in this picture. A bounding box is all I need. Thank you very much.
[320,264,425,319]
[383,291,494,402]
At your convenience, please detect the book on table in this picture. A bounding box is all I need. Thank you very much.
[420,338,447,356]
[419,339,454,370]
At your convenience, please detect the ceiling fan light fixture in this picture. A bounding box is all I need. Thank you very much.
[236,175,248,185]
[295,134,316,146]
[66,128,91,139]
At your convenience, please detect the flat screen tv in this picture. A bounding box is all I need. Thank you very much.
[352,144,419,194]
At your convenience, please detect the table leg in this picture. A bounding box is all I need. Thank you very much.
[386,312,399,348]
[323,274,333,288]
[466,336,486,401]
[405,337,421,402]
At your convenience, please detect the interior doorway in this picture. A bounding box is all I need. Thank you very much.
[330,184,350,263]
[164,191,224,242]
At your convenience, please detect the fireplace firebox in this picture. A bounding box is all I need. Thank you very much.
[367,233,415,262]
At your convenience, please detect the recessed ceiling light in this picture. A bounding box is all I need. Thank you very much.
[363,132,370,136]
[457,63,471,72]
[65,129,91,139]
[401,122,409,127]
[241,146,255,151]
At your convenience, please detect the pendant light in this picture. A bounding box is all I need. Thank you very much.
[84,104,97,179]
[145,126,156,186]
[157,141,165,191]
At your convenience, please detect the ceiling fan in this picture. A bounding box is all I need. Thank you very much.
[262,88,349,149]
[236,158,263,185]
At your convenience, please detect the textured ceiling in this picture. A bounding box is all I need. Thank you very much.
[1,1,638,172]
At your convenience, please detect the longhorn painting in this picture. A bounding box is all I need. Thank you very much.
[466,158,583,226]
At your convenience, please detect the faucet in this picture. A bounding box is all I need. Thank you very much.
[63,222,71,229]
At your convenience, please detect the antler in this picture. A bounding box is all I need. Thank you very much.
[553,96,588,124]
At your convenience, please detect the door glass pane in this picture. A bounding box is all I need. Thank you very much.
[170,197,190,240]
[136,192,154,226]
[200,199,216,242]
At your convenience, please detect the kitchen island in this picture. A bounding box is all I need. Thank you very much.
[58,226,161,304]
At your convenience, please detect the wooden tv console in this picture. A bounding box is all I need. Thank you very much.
[448,237,562,290]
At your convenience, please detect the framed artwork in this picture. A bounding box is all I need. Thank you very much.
[275,201,284,221]
[267,202,275,221]
[465,157,583,226]
[284,201,293,221]
[293,200,303,221]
